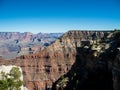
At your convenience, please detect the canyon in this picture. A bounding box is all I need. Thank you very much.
[0,30,120,90]
[0,32,63,59]
[52,30,120,90]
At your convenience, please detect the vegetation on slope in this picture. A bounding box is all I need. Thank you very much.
[0,67,23,90]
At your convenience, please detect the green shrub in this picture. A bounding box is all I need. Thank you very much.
[0,67,23,90]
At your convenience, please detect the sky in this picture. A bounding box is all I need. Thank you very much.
[0,0,120,33]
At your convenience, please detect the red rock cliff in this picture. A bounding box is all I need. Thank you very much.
[0,31,108,90]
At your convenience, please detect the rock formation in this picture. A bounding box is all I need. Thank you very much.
[0,32,63,59]
[0,30,110,90]
[52,30,120,90]
[1,30,120,90]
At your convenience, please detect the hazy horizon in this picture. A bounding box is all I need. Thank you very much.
[0,0,120,33]
[0,29,117,34]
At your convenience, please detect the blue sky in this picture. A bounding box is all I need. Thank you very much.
[0,0,120,33]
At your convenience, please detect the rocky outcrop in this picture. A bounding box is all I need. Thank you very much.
[52,30,120,90]
[0,30,110,90]
[1,30,119,90]
[19,31,106,59]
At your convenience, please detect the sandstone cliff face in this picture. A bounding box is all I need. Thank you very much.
[20,31,106,59]
[52,30,120,90]
[0,31,110,90]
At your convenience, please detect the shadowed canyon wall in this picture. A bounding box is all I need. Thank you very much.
[1,30,120,90]
[52,30,120,90]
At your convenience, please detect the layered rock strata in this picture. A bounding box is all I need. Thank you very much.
[0,31,111,90]
[0,32,63,59]
[52,30,120,90]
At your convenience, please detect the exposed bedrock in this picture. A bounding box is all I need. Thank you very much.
[1,30,120,90]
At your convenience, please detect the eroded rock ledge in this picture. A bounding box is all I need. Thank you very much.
[52,30,120,90]
[1,30,118,90]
